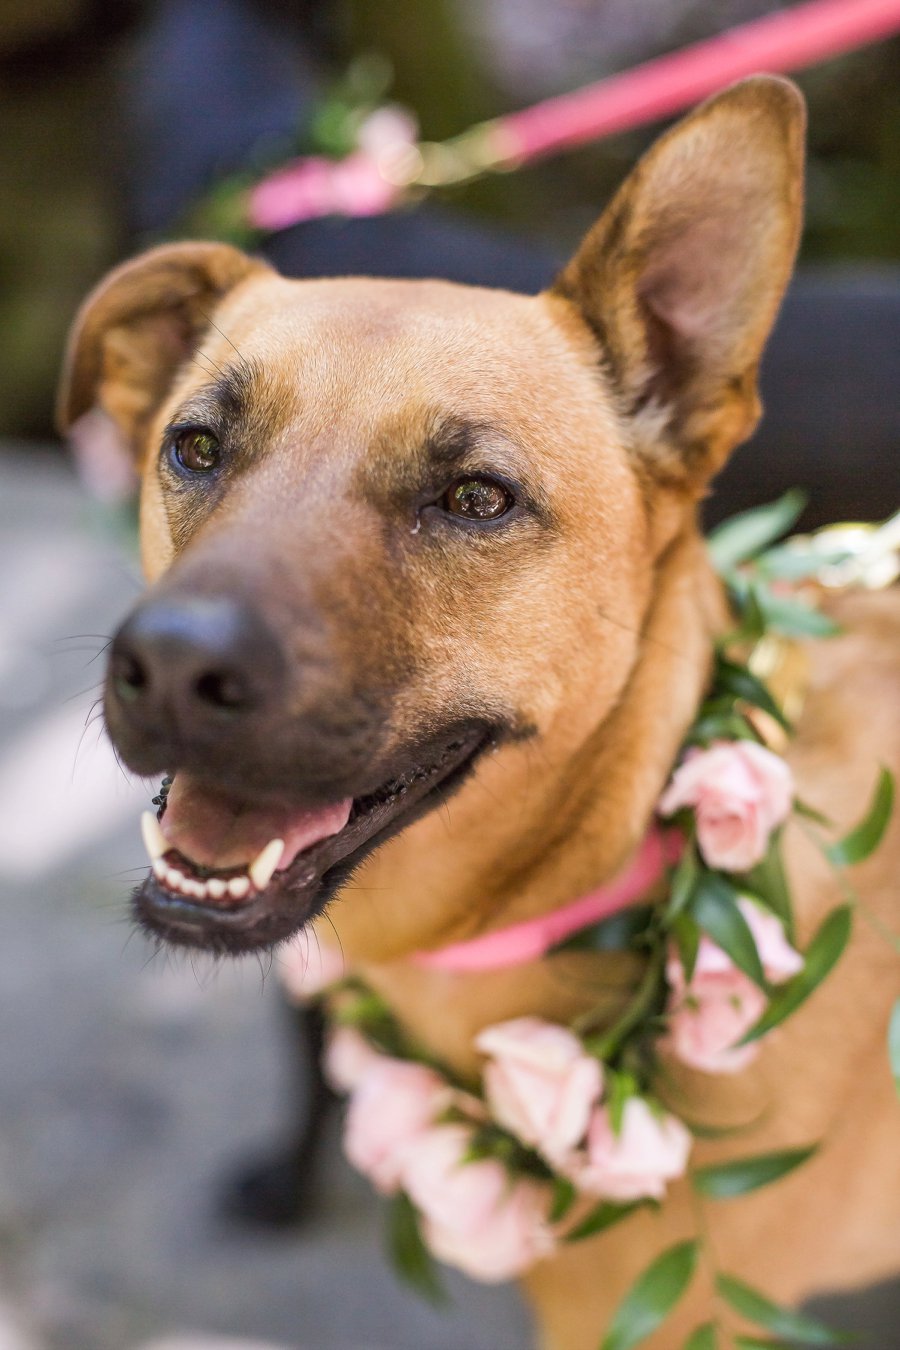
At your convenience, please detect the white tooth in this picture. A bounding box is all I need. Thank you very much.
[248,838,284,891]
[207,878,227,900]
[183,878,205,899]
[166,867,185,891]
[141,810,168,862]
[228,875,250,900]
[152,859,167,880]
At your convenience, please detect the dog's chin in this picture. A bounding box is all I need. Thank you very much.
[131,722,497,955]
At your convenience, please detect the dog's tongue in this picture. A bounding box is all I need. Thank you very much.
[161,774,352,872]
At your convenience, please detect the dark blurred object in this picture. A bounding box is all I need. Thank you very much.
[120,0,320,239]
[219,1003,339,1229]
[712,270,900,529]
[0,0,140,439]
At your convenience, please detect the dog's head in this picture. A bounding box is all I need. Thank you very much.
[58,78,804,954]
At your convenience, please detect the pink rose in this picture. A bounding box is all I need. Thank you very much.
[659,741,794,871]
[666,899,802,1073]
[570,1098,691,1202]
[278,938,345,1001]
[402,1125,556,1282]
[476,1018,602,1165]
[667,966,767,1074]
[323,1025,383,1093]
[343,1060,450,1194]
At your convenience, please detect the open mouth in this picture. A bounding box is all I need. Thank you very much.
[132,725,493,954]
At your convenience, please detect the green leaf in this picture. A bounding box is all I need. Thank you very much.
[549,1176,578,1223]
[741,905,852,1044]
[715,656,791,732]
[889,999,900,1100]
[386,1191,447,1306]
[690,874,766,988]
[553,906,654,955]
[743,840,794,940]
[750,585,841,639]
[735,1339,796,1349]
[755,541,852,582]
[707,491,808,573]
[687,710,758,746]
[671,913,701,983]
[565,1199,646,1244]
[692,1144,817,1199]
[826,767,894,867]
[607,1069,637,1135]
[794,798,833,828]
[683,1326,717,1350]
[600,1241,698,1350]
[666,843,700,920]
[716,1274,852,1344]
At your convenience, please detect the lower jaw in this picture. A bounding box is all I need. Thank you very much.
[131,727,496,955]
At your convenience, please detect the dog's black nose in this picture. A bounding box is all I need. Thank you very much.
[107,594,286,764]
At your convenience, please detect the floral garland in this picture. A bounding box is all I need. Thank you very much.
[284,494,898,1347]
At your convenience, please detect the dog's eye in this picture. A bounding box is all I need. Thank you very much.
[169,427,221,474]
[442,477,514,522]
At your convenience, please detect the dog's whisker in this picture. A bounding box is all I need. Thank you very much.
[197,307,246,361]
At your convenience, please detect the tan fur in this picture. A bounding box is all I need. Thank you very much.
[58,78,900,1348]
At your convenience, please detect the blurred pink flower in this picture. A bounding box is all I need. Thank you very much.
[343,1059,449,1194]
[322,1025,383,1093]
[569,1097,691,1202]
[278,939,345,1001]
[68,408,137,505]
[666,898,803,1074]
[402,1124,556,1282]
[248,105,418,229]
[659,741,793,871]
[476,1017,602,1164]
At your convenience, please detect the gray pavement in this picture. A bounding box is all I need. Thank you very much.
[0,446,530,1350]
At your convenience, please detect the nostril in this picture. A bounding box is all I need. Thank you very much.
[193,669,251,711]
[111,652,148,703]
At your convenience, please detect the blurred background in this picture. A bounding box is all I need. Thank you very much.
[1,2,899,1347]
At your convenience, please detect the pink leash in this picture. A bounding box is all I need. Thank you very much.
[493,0,900,165]
[410,827,682,974]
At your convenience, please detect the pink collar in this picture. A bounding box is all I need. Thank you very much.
[410,825,681,974]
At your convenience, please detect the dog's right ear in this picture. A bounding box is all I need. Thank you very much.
[56,241,269,455]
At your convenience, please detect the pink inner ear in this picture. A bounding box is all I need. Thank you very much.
[641,211,757,349]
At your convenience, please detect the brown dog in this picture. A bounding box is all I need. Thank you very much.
[58,77,900,1347]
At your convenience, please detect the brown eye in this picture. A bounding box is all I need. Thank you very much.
[170,427,221,474]
[443,477,514,522]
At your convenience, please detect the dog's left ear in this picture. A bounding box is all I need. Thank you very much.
[552,76,805,490]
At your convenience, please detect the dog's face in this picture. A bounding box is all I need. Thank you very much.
[58,78,804,954]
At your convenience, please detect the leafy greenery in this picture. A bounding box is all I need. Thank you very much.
[741,906,853,1044]
[716,1274,852,1345]
[386,1191,447,1305]
[743,840,794,940]
[690,874,766,989]
[825,767,895,867]
[564,1198,648,1244]
[600,1241,698,1350]
[683,1326,717,1350]
[692,1145,817,1199]
[707,492,808,573]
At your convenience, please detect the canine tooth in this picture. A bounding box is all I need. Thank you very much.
[248,838,284,891]
[166,867,185,890]
[141,810,168,862]
[207,878,227,900]
[228,876,250,900]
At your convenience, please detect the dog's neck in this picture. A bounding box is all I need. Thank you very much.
[327,519,727,970]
